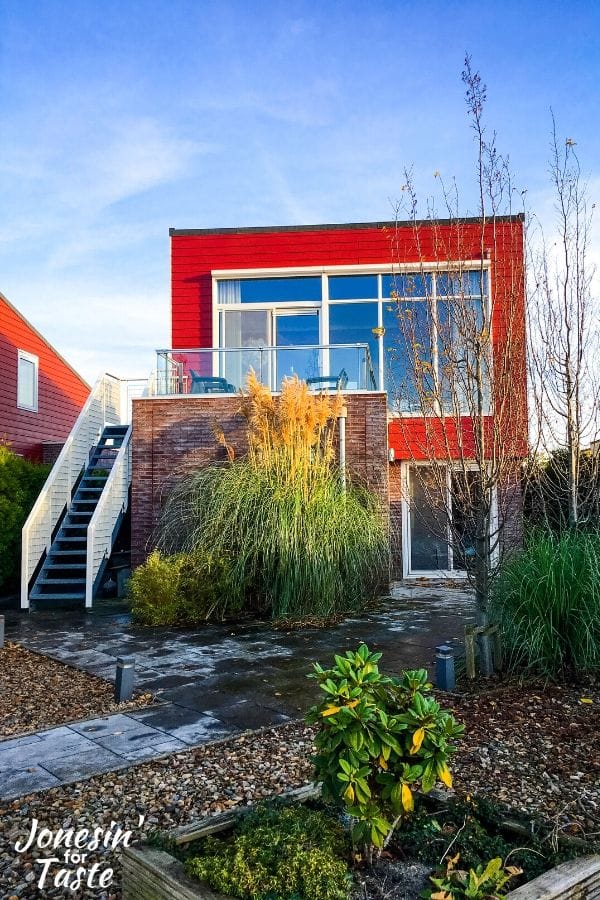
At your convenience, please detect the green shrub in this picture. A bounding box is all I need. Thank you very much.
[305,645,464,856]
[490,529,600,676]
[158,375,389,621]
[0,443,50,590]
[186,801,351,900]
[425,854,522,899]
[130,549,241,625]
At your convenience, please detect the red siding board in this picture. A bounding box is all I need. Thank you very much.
[0,294,90,460]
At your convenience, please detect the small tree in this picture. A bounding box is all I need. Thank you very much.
[527,122,599,528]
[388,59,528,673]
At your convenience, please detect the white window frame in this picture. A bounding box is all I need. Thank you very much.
[400,460,497,579]
[17,350,39,412]
[211,261,491,407]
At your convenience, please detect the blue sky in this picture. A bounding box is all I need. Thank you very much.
[1,0,598,383]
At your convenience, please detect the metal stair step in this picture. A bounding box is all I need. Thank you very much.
[37,578,86,586]
[30,592,86,601]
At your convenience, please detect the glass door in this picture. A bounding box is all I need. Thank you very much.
[409,466,450,572]
[274,311,320,388]
[221,309,271,391]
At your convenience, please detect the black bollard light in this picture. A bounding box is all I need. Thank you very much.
[435,644,455,692]
[0,615,4,649]
[115,655,136,702]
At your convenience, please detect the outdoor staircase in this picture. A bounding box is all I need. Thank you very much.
[29,425,130,605]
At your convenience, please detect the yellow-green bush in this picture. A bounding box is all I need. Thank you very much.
[186,801,351,900]
[129,549,242,625]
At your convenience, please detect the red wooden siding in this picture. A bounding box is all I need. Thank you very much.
[0,292,90,460]
[170,219,527,461]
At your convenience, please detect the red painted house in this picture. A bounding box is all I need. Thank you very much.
[131,216,527,577]
[0,291,90,461]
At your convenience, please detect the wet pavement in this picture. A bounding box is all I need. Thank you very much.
[1,582,474,799]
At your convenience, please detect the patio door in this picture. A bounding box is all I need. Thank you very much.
[403,464,484,576]
[274,311,320,387]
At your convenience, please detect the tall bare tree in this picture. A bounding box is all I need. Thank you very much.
[388,59,528,674]
[527,122,599,528]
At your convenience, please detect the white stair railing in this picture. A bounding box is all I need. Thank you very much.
[21,373,124,609]
[86,426,132,608]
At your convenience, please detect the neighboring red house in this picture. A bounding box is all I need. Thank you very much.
[0,291,90,461]
[131,217,527,577]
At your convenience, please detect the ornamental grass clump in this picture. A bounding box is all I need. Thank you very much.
[158,373,389,620]
[305,644,464,859]
[490,528,600,677]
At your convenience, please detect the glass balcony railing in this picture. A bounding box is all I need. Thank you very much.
[151,344,378,396]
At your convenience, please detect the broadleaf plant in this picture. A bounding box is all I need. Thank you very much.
[305,644,464,858]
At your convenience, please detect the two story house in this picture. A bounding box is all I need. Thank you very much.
[130,216,527,579]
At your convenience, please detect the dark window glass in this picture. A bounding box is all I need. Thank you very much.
[328,275,378,300]
[436,270,488,297]
[437,298,489,413]
[451,471,481,571]
[382,273,431,298]
[329,303,379,388]
[383,299,433,412]
[410,467,449,571]
[218,277,322,303]
[275,312,320,386]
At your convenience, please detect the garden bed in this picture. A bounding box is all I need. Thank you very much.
[122,788,600,900]
[0,642,153,739]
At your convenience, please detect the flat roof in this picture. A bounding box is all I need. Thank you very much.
[170,214,525,237]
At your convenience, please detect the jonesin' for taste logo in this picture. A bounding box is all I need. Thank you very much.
[14,816,145,891]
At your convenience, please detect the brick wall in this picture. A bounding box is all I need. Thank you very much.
[498,468,524,557]
[131,392,389,567]
[388,463,404,578]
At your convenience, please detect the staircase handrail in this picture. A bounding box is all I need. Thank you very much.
[85,426,132,608]
[21,373,122,608]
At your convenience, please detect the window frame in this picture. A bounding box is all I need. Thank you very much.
[17,350,39,412]
[400,460,498,578]
[212,262,491,410]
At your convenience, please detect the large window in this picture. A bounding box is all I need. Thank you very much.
[215,267,490,406]
[17,350,38,411]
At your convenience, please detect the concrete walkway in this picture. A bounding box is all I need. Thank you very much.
[2,582,474,800]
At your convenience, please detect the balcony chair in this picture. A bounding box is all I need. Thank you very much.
[306,368,348,391]
[189,372,236,394]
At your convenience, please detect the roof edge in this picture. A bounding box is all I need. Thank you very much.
[0,291,91,391]
[169,214,525,237]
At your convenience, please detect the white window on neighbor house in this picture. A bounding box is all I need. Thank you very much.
[17,350,39,411]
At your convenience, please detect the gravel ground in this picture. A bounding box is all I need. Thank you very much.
[0,682,598,899]
[0,643,153,740]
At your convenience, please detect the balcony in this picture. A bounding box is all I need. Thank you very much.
[150,344,378,396]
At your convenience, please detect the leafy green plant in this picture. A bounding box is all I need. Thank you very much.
[186,801,351,900]
[0,442,50,589]
[425,853,522,899]
[305,645,464,856]
[129,548,241,625]
[158,374,389,621]
[490,528,600,676]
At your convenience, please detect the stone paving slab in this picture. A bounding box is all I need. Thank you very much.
[42,747,125,781]
[1,764,61,797]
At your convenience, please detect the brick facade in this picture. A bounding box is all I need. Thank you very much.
[131,392,389,567]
